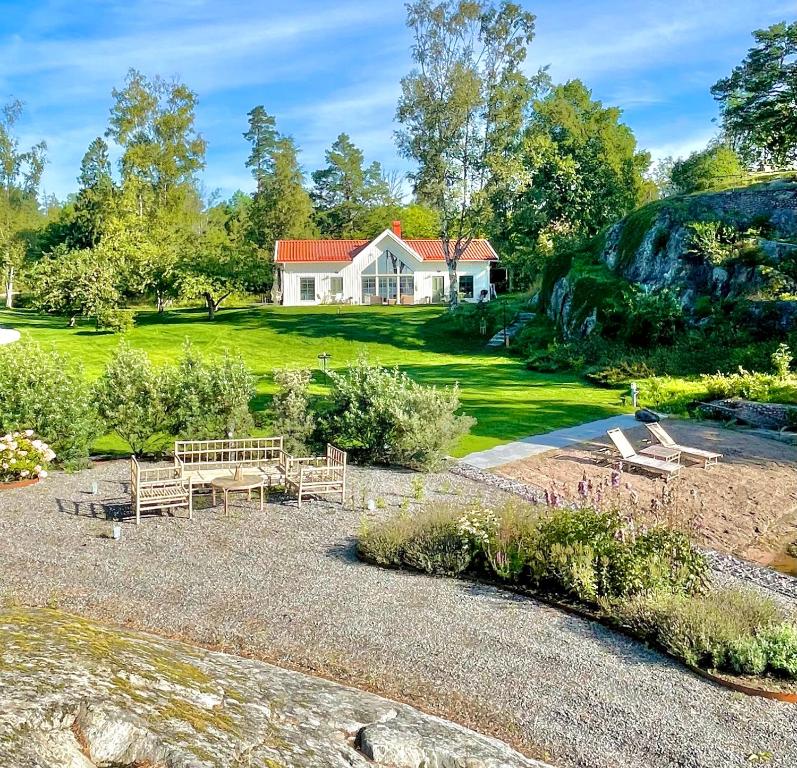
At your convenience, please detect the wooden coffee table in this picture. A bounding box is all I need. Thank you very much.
[639,444,681,463]
[210,474,265,516]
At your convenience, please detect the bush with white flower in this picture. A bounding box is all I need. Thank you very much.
[0,430,56,484]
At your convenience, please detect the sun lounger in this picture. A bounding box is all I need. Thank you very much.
[645,422,723,468]
[606,428,681,477]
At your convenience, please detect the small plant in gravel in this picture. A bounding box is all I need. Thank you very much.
[0,431,56,483]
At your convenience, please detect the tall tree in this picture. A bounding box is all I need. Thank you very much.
[311,133,394,237]
[491,79,652,285]
[0,99,46,307]
[70,137,117,248]
[106,68,206,216]
[396,0,536,305]
[712,21,797,169]
[243,106,279,194]
[105,70,205,309]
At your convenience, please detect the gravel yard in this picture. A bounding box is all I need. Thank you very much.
[1,461,796,767]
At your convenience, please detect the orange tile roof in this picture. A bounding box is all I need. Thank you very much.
[275,237,497,263]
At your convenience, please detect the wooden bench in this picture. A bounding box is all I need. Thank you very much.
[130,457,191,525]
[281,444,347,508]
[174,437,286,489]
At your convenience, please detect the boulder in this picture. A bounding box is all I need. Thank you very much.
[0,608,549,768]
[635,408,660,423]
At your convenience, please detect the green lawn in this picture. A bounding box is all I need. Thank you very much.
[0,304,627,456]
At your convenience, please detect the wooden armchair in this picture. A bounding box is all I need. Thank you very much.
[130,457,192,525]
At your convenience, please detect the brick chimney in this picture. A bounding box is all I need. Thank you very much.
[391,220,402,238]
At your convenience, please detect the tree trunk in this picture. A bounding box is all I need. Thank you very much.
[448,262,459,308]
[4,266,13,309]
[206,294,216,320]
[156,291,165,313]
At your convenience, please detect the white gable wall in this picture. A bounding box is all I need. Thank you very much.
[280,238,492,306]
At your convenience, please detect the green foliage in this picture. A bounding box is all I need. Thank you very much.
[161,342,255,440]
[311,133,395,238]
[712,21,797,168]
[321,356,474,470]
[359,501,707,603]
[772,343,793,380]
[0,340,101,466]
[92,342,165,455]
[685,220,738,265]
[397,0,535,304]
[270,368,316,454]
[31,246,125,329]
[700,367,778,401]
[0,431,55,483]
[495,79,652,286]
[670,144,746,194]
[610,588,797,677]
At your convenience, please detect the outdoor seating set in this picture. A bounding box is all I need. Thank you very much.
[130,437,347,524]
[605,422,723,478]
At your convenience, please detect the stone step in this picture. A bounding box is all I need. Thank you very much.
[486,311,535,348]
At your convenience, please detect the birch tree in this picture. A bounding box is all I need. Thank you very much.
[396,0,535,305]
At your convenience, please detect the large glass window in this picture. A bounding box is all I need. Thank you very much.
[299,277,315,301]
[379,276,397,300]
[362,276,376,298]
[362,249,414,302]
[459,275,474,299]
[329,276,343,295]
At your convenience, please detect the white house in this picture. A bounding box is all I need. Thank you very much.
[274,221,498,306]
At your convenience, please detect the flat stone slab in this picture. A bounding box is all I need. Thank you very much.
[461,414,642,468]
[0,327,20,345]
[0,607,548,768]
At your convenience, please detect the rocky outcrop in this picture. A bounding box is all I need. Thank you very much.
[0,608,548,768]
[546,180,797,337]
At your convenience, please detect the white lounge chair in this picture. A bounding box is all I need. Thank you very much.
[645,422,723,468]
[606,428,681,477]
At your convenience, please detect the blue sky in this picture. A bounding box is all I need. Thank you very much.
[0,0,792,202]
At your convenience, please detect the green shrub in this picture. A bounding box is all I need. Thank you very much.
[93,342,166,455]
[96,307,135,333]
[759,623,797,677]
[271,368,316,454]
[727,636,767,676]
[402,507,472,577]
[357,515,411,568]
[161,342,255,440]
[772,343,793,380]
[321,356,474,470]
[700,367,777,400]
[610,587,788,674]
[0,340,102,467]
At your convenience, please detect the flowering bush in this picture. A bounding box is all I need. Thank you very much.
[0,431,55,483]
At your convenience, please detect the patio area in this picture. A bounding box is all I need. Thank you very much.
[0,459,795,767]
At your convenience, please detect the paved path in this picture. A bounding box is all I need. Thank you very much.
[0,327,20,345]
[462,413,641,468]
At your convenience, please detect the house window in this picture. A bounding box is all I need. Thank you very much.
[362,276,376,297]
[299,277,315,301]
[379,276,397,300]
[399,275,414,296]
[329,276,343,295]
[459,275,474,299]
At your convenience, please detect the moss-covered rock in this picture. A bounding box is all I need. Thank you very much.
[543,181,797,338]
[0,607,546,768]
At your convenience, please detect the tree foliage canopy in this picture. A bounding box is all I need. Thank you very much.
[712,21,797,168]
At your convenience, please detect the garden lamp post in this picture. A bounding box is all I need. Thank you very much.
[318,352,332,378]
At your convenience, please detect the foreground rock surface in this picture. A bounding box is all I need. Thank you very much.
[0,607,546,768]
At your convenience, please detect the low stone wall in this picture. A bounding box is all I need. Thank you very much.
[698,398,797,430]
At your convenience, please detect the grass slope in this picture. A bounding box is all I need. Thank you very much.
[0,304,625,456]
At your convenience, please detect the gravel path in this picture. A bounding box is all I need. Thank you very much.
[1,461,796,767]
